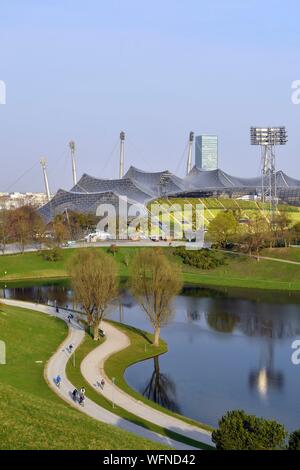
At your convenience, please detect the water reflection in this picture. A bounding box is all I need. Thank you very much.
[249,338,284,398]
[141,356,180,413]
[206,311,239,333]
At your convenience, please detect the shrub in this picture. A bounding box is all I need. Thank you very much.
[107,244,118,256]
[288,429,300,450]
[212,410,287,450]
[40,247,63,262]
[174,247,226,270]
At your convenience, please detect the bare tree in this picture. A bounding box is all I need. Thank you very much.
[7,206,45,253]
[131,249,182,346]
[68,250,118,340]
[52,220,70,247]
[0,209,9,254]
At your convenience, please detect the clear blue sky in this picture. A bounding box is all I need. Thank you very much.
[0,0,299,192]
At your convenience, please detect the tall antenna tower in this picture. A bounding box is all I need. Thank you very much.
[69,140,77,186]
[119,131,125,179]
[250,127,287,215]
[186,131,194,175]
[40,159,51,201]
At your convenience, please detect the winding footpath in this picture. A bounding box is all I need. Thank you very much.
[2,299,213,450]
[81,321,213,447]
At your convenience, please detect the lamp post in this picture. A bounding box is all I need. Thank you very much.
[112,377,116,408]
[3,271,7,299]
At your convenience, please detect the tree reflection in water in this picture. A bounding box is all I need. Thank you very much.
[141,355,180,413]
[206,310,239,333]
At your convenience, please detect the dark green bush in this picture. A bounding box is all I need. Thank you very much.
[174,247,226,270]
[212,410,287,450]
[288,429,300,450]
[40,247,63,262]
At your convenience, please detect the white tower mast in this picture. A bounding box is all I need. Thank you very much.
[119,131,125,179]
[69,141,77,186]
[40,159,51,201]
[186,131,194,175]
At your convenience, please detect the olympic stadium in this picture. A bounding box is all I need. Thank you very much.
[39,164,300,222]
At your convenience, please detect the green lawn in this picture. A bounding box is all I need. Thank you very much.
[1,246,300,290]
[262,247,300,263]
[181,253,300,290]
[0,304,168,450]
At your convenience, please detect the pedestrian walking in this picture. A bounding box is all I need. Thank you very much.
[72,388,78,401]
[55,375,61,388]
[79,388,85,406]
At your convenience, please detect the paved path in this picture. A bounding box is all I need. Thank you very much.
[221,249,300,265]
[2,298,204,450]
[81,321,213,447]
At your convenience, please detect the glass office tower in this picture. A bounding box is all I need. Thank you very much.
[195,135,218,170]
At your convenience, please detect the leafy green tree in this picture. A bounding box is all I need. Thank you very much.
[291,222,300,245]
[212,410,287,450]
[288,429,300,450]
[207,210,239,248]
[271,213,291,247]
[239,216,271,259]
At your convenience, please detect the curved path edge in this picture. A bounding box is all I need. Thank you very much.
[81,320,213,447]
[2,298,198,450]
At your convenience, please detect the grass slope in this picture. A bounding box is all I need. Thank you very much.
[0,304,167,450]
[1,246,300,291]
[262,247,300,263]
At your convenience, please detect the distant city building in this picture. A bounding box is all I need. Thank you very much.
[0,192,49,210]
[195,135,218,170]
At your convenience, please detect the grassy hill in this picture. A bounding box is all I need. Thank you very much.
[1,246,300,291]
[262,247,300,262]
[0,304,167,450]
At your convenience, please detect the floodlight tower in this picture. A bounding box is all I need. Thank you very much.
[40,159,51,201]
[250,127,287,215]
[69,140,77,186]
[186,131,194,175]
[119,131,125,179]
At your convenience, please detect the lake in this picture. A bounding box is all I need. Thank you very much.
[2,281,300,430]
